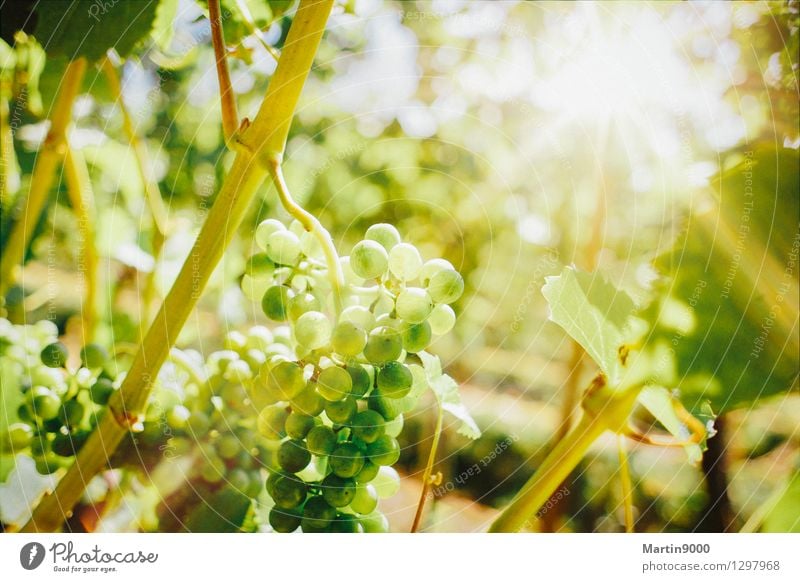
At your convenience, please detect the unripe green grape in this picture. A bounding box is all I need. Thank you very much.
[373,466,401,498]
[201,455,226,483]
[347,364,372,398]
[355,460,380,483]
[377,362,413,399]
[287,292,321,321]
[223,359,252,382]
[58,399,84,428]
[306,425,337,456]
[188,410,211,434]
[269,507,301,533]
[428,303,456,335]
[316,366,352,402]
[384,413,404,438]
[51,430,90,457]
[288,219,305,238]
[359,511,389,533]
[340,305,375,331]
[365,223,401,251]
[331,321,367,356]
[285,412,317,439]
[3,422,33,450]
[257,405,289,440]
[294,311,331,350]
[267,361,306,400]
[278,439,311,473]
[324,396,357,424]
[371,292,395,318]
[320,474,356,507]
[363,326,402,364]
[395,287,432,323]
[79,344,108,369]
[35,454,63,475]
[339,256,360,284]
[40,342,68,368]
[216,433,241,460]
[244,252,275,278]
[262,285,295,321]
[224,330,248,352]
[271,473,308,508]
[367,435,400,466]
[227,468,251,491]
[301,496,336,532]
[330,443,365,478]
[330,514,361,533]
[290,385,325,417]
[419,258,455,286]
[300,230,323,258]
[27,387,61,420]
[255,218,286,250]
[367,389,403,420]
[241,273,270,301]
[388,242,423,281]
[402,321,432,353]
[351,410,385,444]
[350,483,378,514]
[246,325,273,350]
[427,269,465,304]
[350,240,389,279]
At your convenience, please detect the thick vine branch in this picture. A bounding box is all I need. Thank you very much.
[21,0,334,532]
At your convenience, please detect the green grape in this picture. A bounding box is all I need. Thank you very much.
[350,483,378,514]
[79,344,108,368]
[373,466,401,498]
[367,436,400,466]
[350,240,389,279]
[365,223,401,251]
[30,433,49,456]
[244,252,275,278]
[224,330,248,351]
[377,362,413,399]
[269,506,301,533]
[246,325,274,349]
[428,303,456,335]
[278,439,311,473]
[287,292,321,321]
[316,366,352,401]
[290,385,325,416]
[267,361,306,400]
[427,269,465,304]
[266,230,302,265]
[51,430,90,457]
[419,258,454,286]
[320,474,356,507]
[271,473,308,508]
[255,218,286,250]
[257,405,289,440]
[40,342,68,368]
[384,413,404,438]
[346,364,372,398]
[324,396,357,424]
[331,321,367,357]
[88,378,114,405]
[27,387,61,420]
[188,411,211,434]
[241,274,271,301]
[301,496,337,532]
[201,455,226,483]
[3,422,33,450]
[294,311,332,350]
[355,460,380,483]
[330,514,361,533]
[227,468,251,491]
[367,389,403,420]
[306,425,337,456]
[340,305,375,331]
[285,412,317,439]
[262,285,295,321]
[363,326,402,364]
[395,288,433,323]
[359,511,389,533]
[330,443,365,478]
[58,399,84,428]
[402,321,432,353]
[351,410,385,444]
[35,454,64,475]
[216,433,241,460]
[223,359,252,382]
[388,242,423,281]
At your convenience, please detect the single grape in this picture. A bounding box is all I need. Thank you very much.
[290,385,325,417]
[255,218,286,250]
[419,258,454,286]
[367,389,403,421]
[363,326,402,364]
[40,342,68,368]
[402,321,432,353]
[428,303,456,335]
[269,506,301,533]
[244,252,275,278]
[287,292,321,321]
[266,229,301,265]
[58,399,84,428]
[188,411,211,435]
[262,285,295,321]
[247,325,274,350]
[216,433,241,460]
[79,344,108,368]
[373,466,402,498]
[427,269,465,304]
[324,396,357,424]
[316,366,352,402]
[285,412,317,439]
[395,288,433,324]
[51,430,90,457]
[359,511,389,533]
[3,423,33,450]
[347,364,372,398]
[257,405,289,440]
[301,496,337,532]
[350,483,379,514]
[88,377,115,405]
[351,410,385,444]
[320,474,356,508]
[266,361,306,400]
[384,414,404,438]
[340,305,375,331]
[377,362,413,399]
[367,435,400,466]
[365,223,401,251]
[330,513,361,533]
[278,439,311,473]
[294,311,331,350]
[306,425,337,456]
[271,473,308,508]
[350,240,389,279]
[388,242,423,281]
[330,443,365,478]
[27,387,61,420]
[355,460,380,484]
[331,321,367,357]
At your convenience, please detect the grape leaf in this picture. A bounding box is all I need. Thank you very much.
[151,0,179,51]
[646,144,799,413]
[638,386,702,464]
[542,266,638,386]
[184,486,254,532]
[418,351,480,439]
[33,0,159,62]
[762,471,800,533]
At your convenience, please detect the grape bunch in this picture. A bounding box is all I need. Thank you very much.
[241,219,464,533]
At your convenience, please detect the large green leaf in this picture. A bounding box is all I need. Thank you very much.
[647,144,799,413]
[418,351,480,439]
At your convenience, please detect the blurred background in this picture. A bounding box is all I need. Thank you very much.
[3,0,798,532]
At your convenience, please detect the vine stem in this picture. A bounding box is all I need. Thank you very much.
[411,401,444,533]
[233,0,282,61]
[21,0,334,532]
[617,434,634,533]
[209,0,240,143]
[0,58,86,297]
[266,159,344,316]
[488,386,641,533]
[62,145,98,342]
